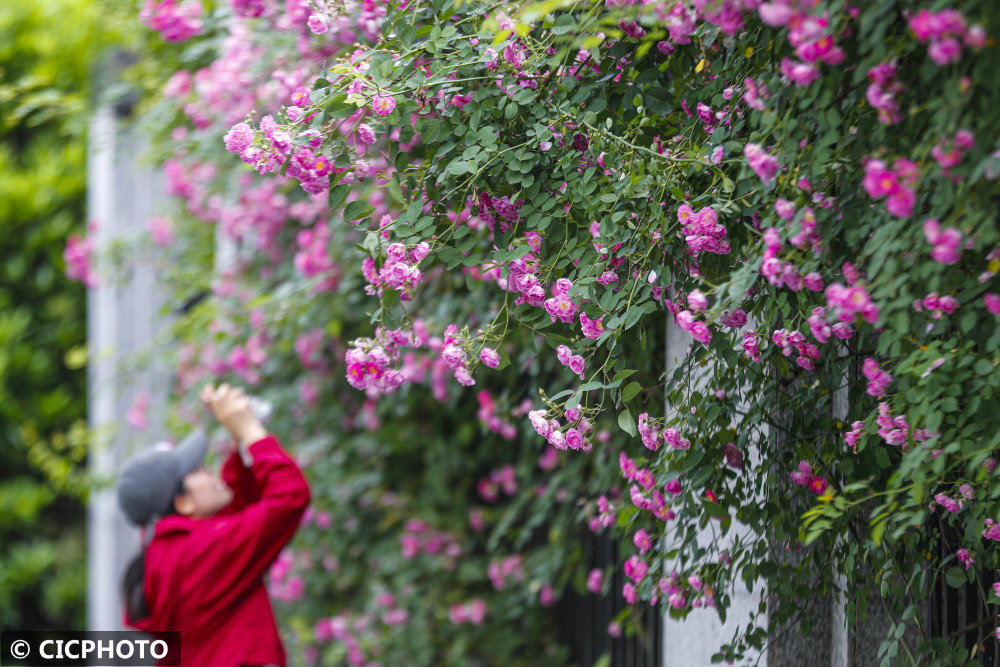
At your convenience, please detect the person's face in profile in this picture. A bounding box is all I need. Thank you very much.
[175,465,233,518]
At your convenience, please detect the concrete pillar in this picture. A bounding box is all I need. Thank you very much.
[86,104,170,635]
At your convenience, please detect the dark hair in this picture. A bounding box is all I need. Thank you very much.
[122,477,186,623]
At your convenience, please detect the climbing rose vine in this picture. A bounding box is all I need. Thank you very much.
[84,0,1000,663]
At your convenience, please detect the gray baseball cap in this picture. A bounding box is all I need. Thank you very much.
[116,428,208,525]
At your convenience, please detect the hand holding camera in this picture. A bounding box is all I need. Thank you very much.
[199,383,268,446]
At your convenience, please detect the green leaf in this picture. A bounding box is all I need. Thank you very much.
[612,368,637,383]
[704,501,729,519]
[945,566,967,589]
[618,408,637,437]
[344,200,375,221]
[621,381,642,402]
[328,183,350,211]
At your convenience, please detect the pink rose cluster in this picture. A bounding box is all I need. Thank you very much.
[807,307,853,344]
[986,293,1000,315]
[622,555,648,603]
[667,306,712,345]
[589,493,617,532]
[503,251,545,305]
[126,392,151,431]
[146,216,173,246]
[780,56,819,87]
[655,2,696,47]
[694,101,731,134]
[844,420,865,448]
[787,205,822,255]
[913,292,959,321]
[399,518,462,565]
[876,402,932,448]
[580,312,608,340]
[923,219,967,265]
[587,568,604,594]
[690,0,757,35]
[139,0,203,42]
[556,345,587,379]
[933,492,963,514]
[314,612,382,664]
[824,281,878,326]
[267,550,304,603]
[528,406,592,451]
[789,461,828,495]
[477,192,521,233]
[931,130,975,179]
[724,443,745,469]
[633,529,652,554]
[295,221,340,292]
[772,328,820,371]
[487,554,525,590]
[544,278,581,324]
[862,358,892,398]
[373,592,409,626]
[866,61,906,125]
[227,332,270,386]
[657,569,715,610]
[476,391,518,440]
[742,329,762,362]
[982,518,1000,541]
[862,157,919,218]
[449,599,487,625]
[440,324,477,387]
[477,464,517,502]
[637,413,665,450]
[224,114,330,195]
[63,222,99,288]
[345,327,420,393]
[760,226,813,292]
[362,241,429,300]
[678,204,730,255]
[620,452,673,522]
[742,77,769,111]
[719,308,747,328]
[908,9,986,66]
[744,142,780,185]
[759,4,844,65]
[295,329,327,370]
[230,0,266,17]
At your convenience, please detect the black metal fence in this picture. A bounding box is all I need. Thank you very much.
[557,528,662,667]
[930,529,999,666]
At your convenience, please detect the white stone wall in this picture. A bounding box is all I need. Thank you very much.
[661,324,765,667]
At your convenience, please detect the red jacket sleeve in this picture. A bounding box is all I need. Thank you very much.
[220,446,261,511]
[184,434,310,611]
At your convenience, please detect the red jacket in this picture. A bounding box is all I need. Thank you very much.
[126,434,311,667]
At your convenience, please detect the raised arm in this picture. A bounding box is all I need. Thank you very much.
[186,433,311,611]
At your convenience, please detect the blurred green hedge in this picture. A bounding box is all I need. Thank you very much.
[0,0,113,630]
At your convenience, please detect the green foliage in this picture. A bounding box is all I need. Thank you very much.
[120,0,1000,663]
[0,0,112,631]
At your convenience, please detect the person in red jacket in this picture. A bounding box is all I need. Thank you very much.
[116,383,311,667]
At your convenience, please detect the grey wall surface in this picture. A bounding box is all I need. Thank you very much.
[86,105,172,634]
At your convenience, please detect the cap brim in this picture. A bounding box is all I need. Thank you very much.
[171,427,208,477]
